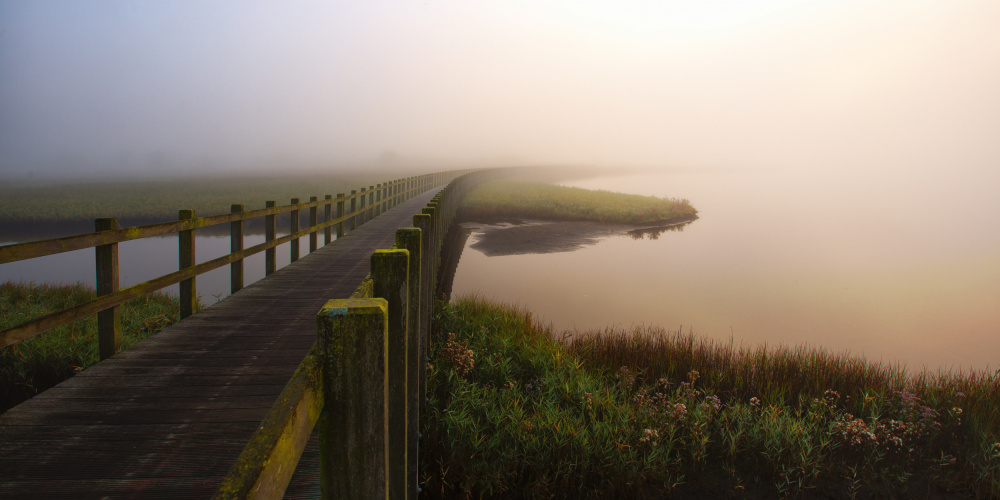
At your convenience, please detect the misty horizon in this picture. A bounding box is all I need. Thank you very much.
[2,1,998,180]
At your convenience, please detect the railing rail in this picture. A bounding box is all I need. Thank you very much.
[213,169,494,500]
[0,171,470,351]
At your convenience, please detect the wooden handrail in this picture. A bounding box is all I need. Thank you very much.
[213,169,499,499]
[212,343,325,500]
[0,170,472,348]
[0,176,428,264]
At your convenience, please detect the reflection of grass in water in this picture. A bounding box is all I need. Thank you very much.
[424,295,1000,498]
[1,282,182,412]
[459,180,697,225]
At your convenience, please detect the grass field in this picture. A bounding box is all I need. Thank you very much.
[459,180,697,225]
[0,282,182,412]
[0,170,416,223]
[422,295,1000,499]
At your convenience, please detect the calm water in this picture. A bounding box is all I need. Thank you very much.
[0,234,301,307]
[450,169,1000,371]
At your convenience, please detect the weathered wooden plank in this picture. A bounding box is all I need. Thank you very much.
[0,186,447,500]
[213,345,323,500]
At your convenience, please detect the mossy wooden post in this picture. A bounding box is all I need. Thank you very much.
[358,188,371,226]
[324,194,333,244]
[412,214,432,408]
[231,204,244,293]
[179,209,197,319]
[317,298,390,500]
[309,196,318,253]
[336,193,346,238]
[395,227,422,498]
[290,198,300,263]
[348,191,357,232]
[265,201,277,275]
[95,217,121,359]
[422,205,440,287]
[371,249,409,500]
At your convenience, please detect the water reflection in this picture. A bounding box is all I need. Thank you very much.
[627,220,694,240]
[449,170,1000,372]
[463,218,697,256]
[0,233,300,307]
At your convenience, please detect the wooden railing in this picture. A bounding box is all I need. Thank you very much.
[0,170,471,355]
[212,170,492,500]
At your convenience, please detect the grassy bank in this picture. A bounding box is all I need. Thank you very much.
[459,180,697,225]
[1,282,181,412]
[0,171,388,223]
[423,296,1000,499]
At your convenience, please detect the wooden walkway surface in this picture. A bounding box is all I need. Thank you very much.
[0,188,443,500]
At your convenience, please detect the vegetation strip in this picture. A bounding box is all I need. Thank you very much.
[1,282,182,412]
[422,295,1000,498]
[459,180,697,225]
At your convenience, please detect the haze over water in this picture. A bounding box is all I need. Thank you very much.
[452,168,1000,372]
[1,2,997,369]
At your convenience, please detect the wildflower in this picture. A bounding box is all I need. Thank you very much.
[835,416,877,448]
[699,395,722,412]
[749,397,761,409]
[439,333,475,377]
[639,428,660,446]
[616,366,636,391]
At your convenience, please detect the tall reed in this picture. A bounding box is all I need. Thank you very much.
[423,296,1000,498]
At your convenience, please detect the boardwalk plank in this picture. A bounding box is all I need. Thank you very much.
[0,187,443,500]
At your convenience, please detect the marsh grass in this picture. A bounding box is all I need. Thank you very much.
[459,180,697,225]
[0,172,381,223]
[424,296,1000,498]
[1,282,181,411]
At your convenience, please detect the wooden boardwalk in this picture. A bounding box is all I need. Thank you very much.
[0,188,443,500]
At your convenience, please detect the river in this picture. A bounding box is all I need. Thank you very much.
[448,168,1000,372]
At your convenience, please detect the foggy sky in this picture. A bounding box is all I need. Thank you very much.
[1,0,998,178]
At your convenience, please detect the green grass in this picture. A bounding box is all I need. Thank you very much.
[1,282,182,412]
[0,171,398,223]
[459,180,697,225]
[422,295,1000,499]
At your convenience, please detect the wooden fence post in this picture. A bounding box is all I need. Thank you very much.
[325,195,333,245]
[349,191,357,232]
[395,228,422,498]
[291,198,300,263]
[265,201,276,275]
[179,209,197,319]
[317,298,390,500]
[95,217,120,359]
[373,185,380,218]
[422,205,439,287]
[358,188,367,226]
[231,204,244,294]
[412,214,432,410]
[371,249,409,500]
[310,196,318,253]
[336,193,345,238]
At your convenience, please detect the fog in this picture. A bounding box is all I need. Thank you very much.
[1,0,998,179]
